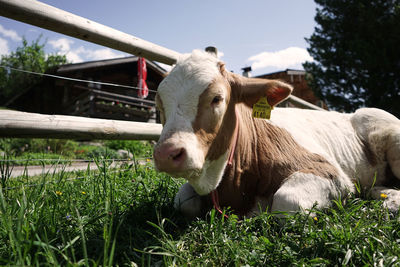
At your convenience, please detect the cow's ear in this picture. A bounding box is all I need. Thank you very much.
[228,74,293,107]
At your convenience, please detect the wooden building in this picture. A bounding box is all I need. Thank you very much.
[6,56,166,122]
[255,69,328,109]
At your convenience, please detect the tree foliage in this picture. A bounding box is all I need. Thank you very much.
[304,0,400,117]
[0,37,68,103]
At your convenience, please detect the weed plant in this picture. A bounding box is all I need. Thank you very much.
[0,155,399,266]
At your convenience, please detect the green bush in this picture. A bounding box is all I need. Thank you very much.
[73,145,102,159]
[104,140,153,158]
[85,146,120,160]
[0,138,78,157]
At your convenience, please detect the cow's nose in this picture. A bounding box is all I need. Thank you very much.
[154,143,187,172]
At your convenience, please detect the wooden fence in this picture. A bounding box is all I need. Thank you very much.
[0,0,323,141]
[63,85,156,122]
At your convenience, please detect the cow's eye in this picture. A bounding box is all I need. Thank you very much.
[211,96,223,106]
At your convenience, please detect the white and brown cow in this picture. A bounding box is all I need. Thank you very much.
[153,50,400,218]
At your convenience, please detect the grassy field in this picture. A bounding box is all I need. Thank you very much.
[0,155,400,266]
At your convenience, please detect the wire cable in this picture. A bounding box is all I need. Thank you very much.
[0,65,158,93]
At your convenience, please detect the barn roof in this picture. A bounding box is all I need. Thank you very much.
[255,69,305,78]
[56,56,167,76]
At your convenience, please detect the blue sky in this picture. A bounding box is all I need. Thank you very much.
[0,0,317,76]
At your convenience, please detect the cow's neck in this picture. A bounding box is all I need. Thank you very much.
[206,106,282,215]
[198,104,267,215]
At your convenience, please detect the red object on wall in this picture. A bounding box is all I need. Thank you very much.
[137,57,148,98]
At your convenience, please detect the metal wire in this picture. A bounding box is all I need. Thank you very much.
[0,65,158,93]
[0,157,151,163]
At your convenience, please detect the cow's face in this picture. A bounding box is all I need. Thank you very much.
[154,50,292,194]
[154,51,227,178]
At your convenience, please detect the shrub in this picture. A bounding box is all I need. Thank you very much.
[104,140,153,158]
[85,146,120,160]
[0,138,78,157]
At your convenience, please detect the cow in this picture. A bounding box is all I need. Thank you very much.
[153,50,400,219]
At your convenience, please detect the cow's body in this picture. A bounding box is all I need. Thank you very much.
[154,50,400,218]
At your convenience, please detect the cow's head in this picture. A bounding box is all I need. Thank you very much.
[154,50,292,195]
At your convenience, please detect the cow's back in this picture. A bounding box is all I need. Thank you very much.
[269,107,385,185]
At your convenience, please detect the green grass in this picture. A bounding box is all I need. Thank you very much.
[0,157,399,266]
[0,138,154,166]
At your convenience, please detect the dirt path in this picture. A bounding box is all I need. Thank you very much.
[8,160,146,178]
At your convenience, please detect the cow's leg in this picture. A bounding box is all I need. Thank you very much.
[174,182,203,219]
[352,108,400,180]
[370,186,400,214]
[271,172,343,217]
[369,125,400,214]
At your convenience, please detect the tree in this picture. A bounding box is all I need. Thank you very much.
[303,0,400,117]
[0,37,68,103]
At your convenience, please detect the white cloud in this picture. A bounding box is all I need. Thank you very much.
[248,47,313,70]
[84,48,125,61]
[66,51,84,63]
[49,38,74,52]
[0,25,22,42]
[49,37,126,63]
[49,38,83,63]
[0,37,9,55]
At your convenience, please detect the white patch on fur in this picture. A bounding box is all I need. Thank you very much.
[188,151,229,196]
[271,172,340,216]
[174,182,203,219]
[158,50,220,125]
[270,108,376,190]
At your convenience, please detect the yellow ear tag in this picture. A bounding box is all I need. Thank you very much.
[252,96,273,119]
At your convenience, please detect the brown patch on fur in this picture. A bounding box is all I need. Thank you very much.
[207,104,340,216]
[192,76,235,160]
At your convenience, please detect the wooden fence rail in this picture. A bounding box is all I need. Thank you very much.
[0,110,162,140]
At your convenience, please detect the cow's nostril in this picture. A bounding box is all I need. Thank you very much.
[154,144,186,173]
[171,148,185,162]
